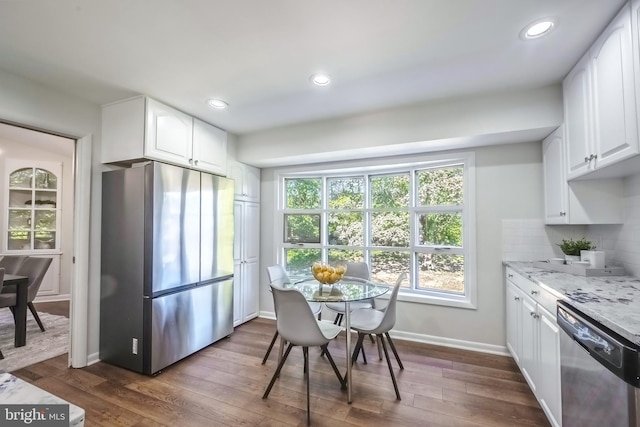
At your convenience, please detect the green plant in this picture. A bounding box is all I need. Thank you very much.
[557,238,595,256]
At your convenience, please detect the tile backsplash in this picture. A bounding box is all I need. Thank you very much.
[502,219,587,262]
[587,173,640,277]
[503,173,639,277]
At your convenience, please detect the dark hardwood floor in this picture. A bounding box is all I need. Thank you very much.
[12,317,550,426]
[33,300,70,318]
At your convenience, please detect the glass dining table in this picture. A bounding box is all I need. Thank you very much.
[285,277,390,403]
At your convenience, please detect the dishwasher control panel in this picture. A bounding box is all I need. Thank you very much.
[557,301,640,387]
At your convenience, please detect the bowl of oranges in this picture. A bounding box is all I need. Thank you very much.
[311,262,347,284]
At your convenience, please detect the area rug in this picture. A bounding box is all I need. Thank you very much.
[0,310,68,372]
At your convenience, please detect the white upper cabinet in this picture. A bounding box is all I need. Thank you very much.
[543,126,624,224]
[145,97,193,167]
[590,2,638,169]
[564,2,639,180]
[102,96,227,175]
[227,159,260,202]
[543,127,568,224]
[563,54,593,180]
[192,118,227,176]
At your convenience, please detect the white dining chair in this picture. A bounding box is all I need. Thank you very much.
[262,265,323,365]
[262,284,345,426]
[349,272,407,400]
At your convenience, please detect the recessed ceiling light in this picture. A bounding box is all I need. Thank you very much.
[310,73,331,86]
[521,19,555,39]
[207,98,228,109]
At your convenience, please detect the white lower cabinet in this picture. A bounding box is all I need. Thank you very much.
[233,200,260,326]
[538,306,562,427]
[506,267,562,427]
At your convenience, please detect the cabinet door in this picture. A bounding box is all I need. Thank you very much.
[232,200,260,326]
[228,160,261,202]
[241,260,260,323]
[193,118,227,175]
[243,202,260,264]
[233,259,242,327]
[243,165,261,203]
[506,281,523,364]
[33,254,61,296]
[563,53,593,180]
[538,306,562,427]
[542,128,568,224]
[591,3,639,169]
[520,295,538,393]
[145,98,193,167]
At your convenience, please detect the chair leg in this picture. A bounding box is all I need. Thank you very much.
[0,349,3,360]
[368,334,376,343]
[28,303,46,332]
[262,330,279,365]
[350,333,366,365]
[377,337,383,360]
[360,342,367,364]
[379,334,401,400]
[321,345,346,389]
[385,332,404,369]
[303,347,311,426]
[303,346,308,374]
[333,313,343,326]
[263,343,294,399]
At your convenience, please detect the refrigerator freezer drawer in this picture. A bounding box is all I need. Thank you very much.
[149,278,233,374]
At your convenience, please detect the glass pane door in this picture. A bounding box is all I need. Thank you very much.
[7,165,59,251]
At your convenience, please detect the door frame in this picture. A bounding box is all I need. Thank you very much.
[69,134,91,367]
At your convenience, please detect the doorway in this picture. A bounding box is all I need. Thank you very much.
[0,122,76,369]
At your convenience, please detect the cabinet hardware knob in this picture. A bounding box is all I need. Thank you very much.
[531,290,538,295]
[530,312,536,317]
[194,160,199,165]
[508,274,513,278]
[585,156,590,163]
[514,297,520,301]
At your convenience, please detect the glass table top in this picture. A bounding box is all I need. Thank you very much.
[286,276,390,302]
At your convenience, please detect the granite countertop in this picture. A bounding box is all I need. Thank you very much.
[505,261,640,346]
[0,372,85,426]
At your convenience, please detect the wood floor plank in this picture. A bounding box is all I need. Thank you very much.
[442,389,550,426]
[10,318,549,427]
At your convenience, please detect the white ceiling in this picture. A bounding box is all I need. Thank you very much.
[0,0,628,136]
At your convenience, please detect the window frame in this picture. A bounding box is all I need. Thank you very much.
[275,152,476,309]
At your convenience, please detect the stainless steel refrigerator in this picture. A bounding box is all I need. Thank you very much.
[100,161,234,374]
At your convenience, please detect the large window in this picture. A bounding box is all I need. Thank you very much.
[277,153,476,308]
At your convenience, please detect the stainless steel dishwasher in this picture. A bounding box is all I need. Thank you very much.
[557,301,640,427]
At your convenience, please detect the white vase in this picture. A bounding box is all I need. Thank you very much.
[580,250,605,269]
[564,255,580,262]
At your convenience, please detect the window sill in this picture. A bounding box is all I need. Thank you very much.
[375,291,476,310]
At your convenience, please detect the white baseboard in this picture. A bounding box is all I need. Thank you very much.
[34,294,71,303]
[258,311,509,357]
[84,352,101,367]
